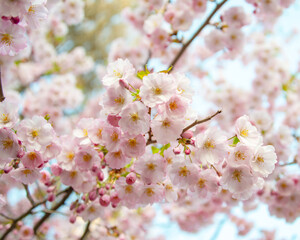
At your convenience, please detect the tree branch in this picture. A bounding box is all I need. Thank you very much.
[0,187,72,240]
[33,187,73,234]
[146,110,222,146]
[182,110,222,133]
[0,65,5,102]
[168,0,228,72]
[23,184,35,206]
[80,221,91,240]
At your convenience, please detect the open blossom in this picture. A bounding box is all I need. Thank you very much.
[119,101,150,136]
[17,116,55,151]
[0,128,21,167]
[60,169,83,188]
[224,28,245,51]
[168,159,199,188]
[193,0,207,13]
[195,127,228,165]
[10,168,41,184]
[102,58,135,87]
[250,145,277,177]
[102,85,131,114]
[165,95,188,118]
[140,184,164,205]
[174,73,194,101]
[56,136,79,171]
[190,169,220,197]
[151,114,185,144]
[0,100,19,128]
[134,153,166,184]
[73,118,93,145]
[102,126,122,151]
[0,20,27,56]
[220,165,256,200]
[21,151,44,169]
[115,177,142,208]
[228,143,253,167]
[74,146,100,171]
[87,119,107,145]
[24,0,48,27]
[235,115,262,147]
[140,73,176,108]
[205,29,226,53]
[105,149,130,169]
[120,134,146,158]
[222,7,250,28]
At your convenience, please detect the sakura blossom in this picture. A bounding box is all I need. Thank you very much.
[0,0,299,239]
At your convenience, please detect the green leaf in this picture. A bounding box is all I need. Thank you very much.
[151,146,160,154]
[232,136,240,145]
[160,143,171,156]
[137,65,150,79]
[44,114,50,121]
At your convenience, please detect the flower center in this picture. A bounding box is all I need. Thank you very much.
[198,178,206,188]
[179,166,190,177]
[128,138,137,147]
[28,152,37,160]
[147,163,156,171]
[1,34,13,46]
[169,101,178,111]
[153,87,162,95]
[0,113,10,124]
[204,139,215,149]
[130,113,139,122]
[240,129,248,137]
[232,170,242,182]
[2,139,13,149]
[145,188,155,197]
[83,153,92,162]
[31,129,39,138]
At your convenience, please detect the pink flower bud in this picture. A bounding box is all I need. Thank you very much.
[4,166,12,174]
[99,195,110,207]
[10,17,20,24]
[89,190,98,201]
[99,152,104,159]
[110,192,121,205]
[69,215,76,224]
[181,130,193,139]
[111,202,118,208]
[76,204,85,213]
[119,79,129,89]
[51,164,62,176]
[48,193,55,202]
[107,114,121,127]
[70,201,77,211]
[97,170,104,181]
[98,188,106,196]
[185,148,191,155]
[82,195,86,201]
[91,165,99,173]
[126,172,137,185]
[173,147,181,155]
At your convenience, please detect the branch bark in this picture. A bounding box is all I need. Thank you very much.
[168,0,228,72]
[33,187,73,234]
[0,65,5,102]
[80,221,91,240]
[23,184,35,206]
[0,187,72,240]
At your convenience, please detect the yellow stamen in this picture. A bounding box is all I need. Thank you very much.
[0,114,10,124]
[130,113,139,122]
[204,139,215,149]
[198,178,206,188]
[145,188,155,197]
[31,130,39,138]
[2,139,13,149]
[28,152,37,160]
[240,129,248,137]
[128,138,137,147]
[232,170,242,182]
[147,163,156,171]
[1,34,13,46]
[83,153,92,162]
[169,101,178,111]
[179,166,190,177]
[153,87,162,95]
[125,185,133,194]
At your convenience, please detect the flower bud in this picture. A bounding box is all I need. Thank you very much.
[119,79,129,89]
[126,172,137,185]
[97,170,104,181]
[51,164,62,176]
[48,193,55,202]
[173,147,181,155]
[89,190,98,201]
[99,195,110,207]
[4,166,12,174]
[69,215,76,224]
[181,130,193,139]
[107,114,121,127]
[185,148,191,155]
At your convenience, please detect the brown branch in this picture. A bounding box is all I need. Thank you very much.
[23,184,35,206]
[182,110,222,133]
[33,187,73,234]
[80,221,91,240]
[146,110,222,146]
[0,187,72,240]
[0,65,5,102]
[279,158,297,167]
[168,0,228,72]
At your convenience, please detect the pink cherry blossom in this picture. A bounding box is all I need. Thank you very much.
[120,134,146,158]
[140,72,177,108]
[21,150,44,169]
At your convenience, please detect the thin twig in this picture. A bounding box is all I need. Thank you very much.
[80,221,91,240]
[0,65,5,102]
[0,187,72,240]
[23,184,35,206]
[279,159,297,167]
[33,187,73,234]
[146,110,222,146]
[182,110,222,133]
[168,0,228,72]
[0,213,13,220]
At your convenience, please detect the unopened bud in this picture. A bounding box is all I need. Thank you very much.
[173,147,181,155]
[99,195,110,207]
[126,172,137,185]
[181,130,193,139]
